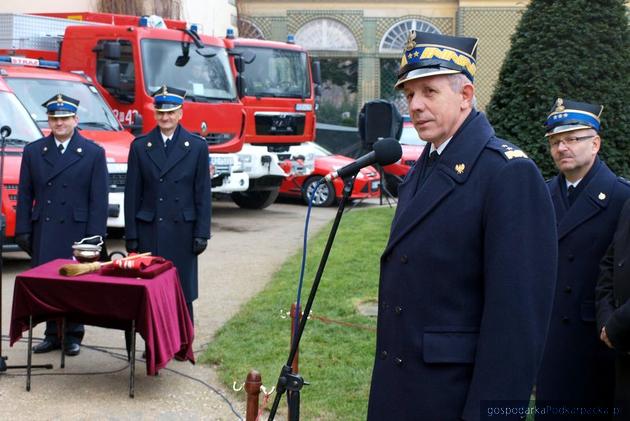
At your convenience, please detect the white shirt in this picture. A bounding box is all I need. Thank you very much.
[565,178,583,189]
[430,137,452,156]
[160,132,173,146]
[54,138,70,154]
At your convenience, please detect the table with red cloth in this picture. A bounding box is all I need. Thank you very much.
[9,259,195,376]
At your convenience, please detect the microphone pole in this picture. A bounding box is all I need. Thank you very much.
[268,176,356,421]
[0,126,51,372]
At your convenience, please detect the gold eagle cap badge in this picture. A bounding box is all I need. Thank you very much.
[405,30,417,52]
[455,163,465,174]
[554,98,565,113]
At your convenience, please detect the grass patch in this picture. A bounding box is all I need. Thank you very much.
[201,206,395,420]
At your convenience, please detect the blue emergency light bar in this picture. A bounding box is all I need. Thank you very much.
[0,56,60,69]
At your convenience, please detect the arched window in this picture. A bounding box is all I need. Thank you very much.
[379,19,441,54]
[237,19,265,39]
[295,19,358,51]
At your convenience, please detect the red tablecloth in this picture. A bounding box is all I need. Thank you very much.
[9,259,195,375]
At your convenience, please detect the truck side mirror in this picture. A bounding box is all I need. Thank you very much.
[103,42,121,60]
[126,113,144,136]
[236,75,245,98]
[233,55,244,74]
[102,63,121,90]
[311,60,322,86]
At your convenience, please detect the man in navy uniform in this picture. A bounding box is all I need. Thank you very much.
[124,86,211,323]
[536,99,630,416]
[15,94,109,356]
[367,31,558,420]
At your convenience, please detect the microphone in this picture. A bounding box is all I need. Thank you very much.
[0,126,11,139]
[325,137,402,181]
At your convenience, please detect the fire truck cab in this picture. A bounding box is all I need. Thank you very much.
[0,12,248,197]
[0,75,42,250]
[223,32,321,208]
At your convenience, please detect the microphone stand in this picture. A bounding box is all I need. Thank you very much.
[0,126,52,372]
[268,175,356,421]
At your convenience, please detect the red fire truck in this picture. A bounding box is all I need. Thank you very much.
[0,74,42,249]
[0,12,249,200]
[222,32,321,207]
[223,32,319,146]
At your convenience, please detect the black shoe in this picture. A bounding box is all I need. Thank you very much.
[32,339,61,354]
[64,343,80,356]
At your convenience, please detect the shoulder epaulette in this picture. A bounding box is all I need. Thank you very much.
[485,137,529,161]
[618,176,630,187]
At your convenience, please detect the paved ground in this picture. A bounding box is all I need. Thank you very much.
[0,197,384,420]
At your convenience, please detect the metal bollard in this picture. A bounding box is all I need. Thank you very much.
[245,370,262,421]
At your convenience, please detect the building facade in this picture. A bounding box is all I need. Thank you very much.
[0,0,237,38]
[237,0,530,116]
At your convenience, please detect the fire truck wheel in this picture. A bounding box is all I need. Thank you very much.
[302,176,335,207]
[231,188,280,209]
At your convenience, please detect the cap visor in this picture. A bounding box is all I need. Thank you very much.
[47,111,76,117]
[545,124,595,137]
[395,68,460,89]
[155,104,183,112]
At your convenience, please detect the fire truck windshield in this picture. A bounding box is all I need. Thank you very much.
[6,78,122,131]
[141,39,236,102]
[240,47,310,99]
[0,91,41,145]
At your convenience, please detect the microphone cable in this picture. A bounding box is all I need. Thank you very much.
[292,177,323,345]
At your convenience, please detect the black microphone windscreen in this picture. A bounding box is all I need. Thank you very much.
[0,125,11,138]
[373,138,402,166]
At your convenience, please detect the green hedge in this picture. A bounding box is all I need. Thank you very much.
[486,0,630,178]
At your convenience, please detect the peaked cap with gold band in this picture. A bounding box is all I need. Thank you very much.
[152,85,186,112]
[395,31,479,89]
[42,94,79,117]
[544,98,603,137]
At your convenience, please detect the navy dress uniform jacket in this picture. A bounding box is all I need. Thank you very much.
[367,111,558,421]
[124,125,211,303]
[536,159,630,411]
[596,198,630,407]
[15,130,108,266]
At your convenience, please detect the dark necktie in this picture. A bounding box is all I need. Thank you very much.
[567,185,576,206]
[164,138,171,156]
[419,151,439,187]
[58,143,64,155]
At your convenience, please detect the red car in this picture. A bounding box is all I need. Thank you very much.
[382,117,426,196]
[279,142,381,206]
